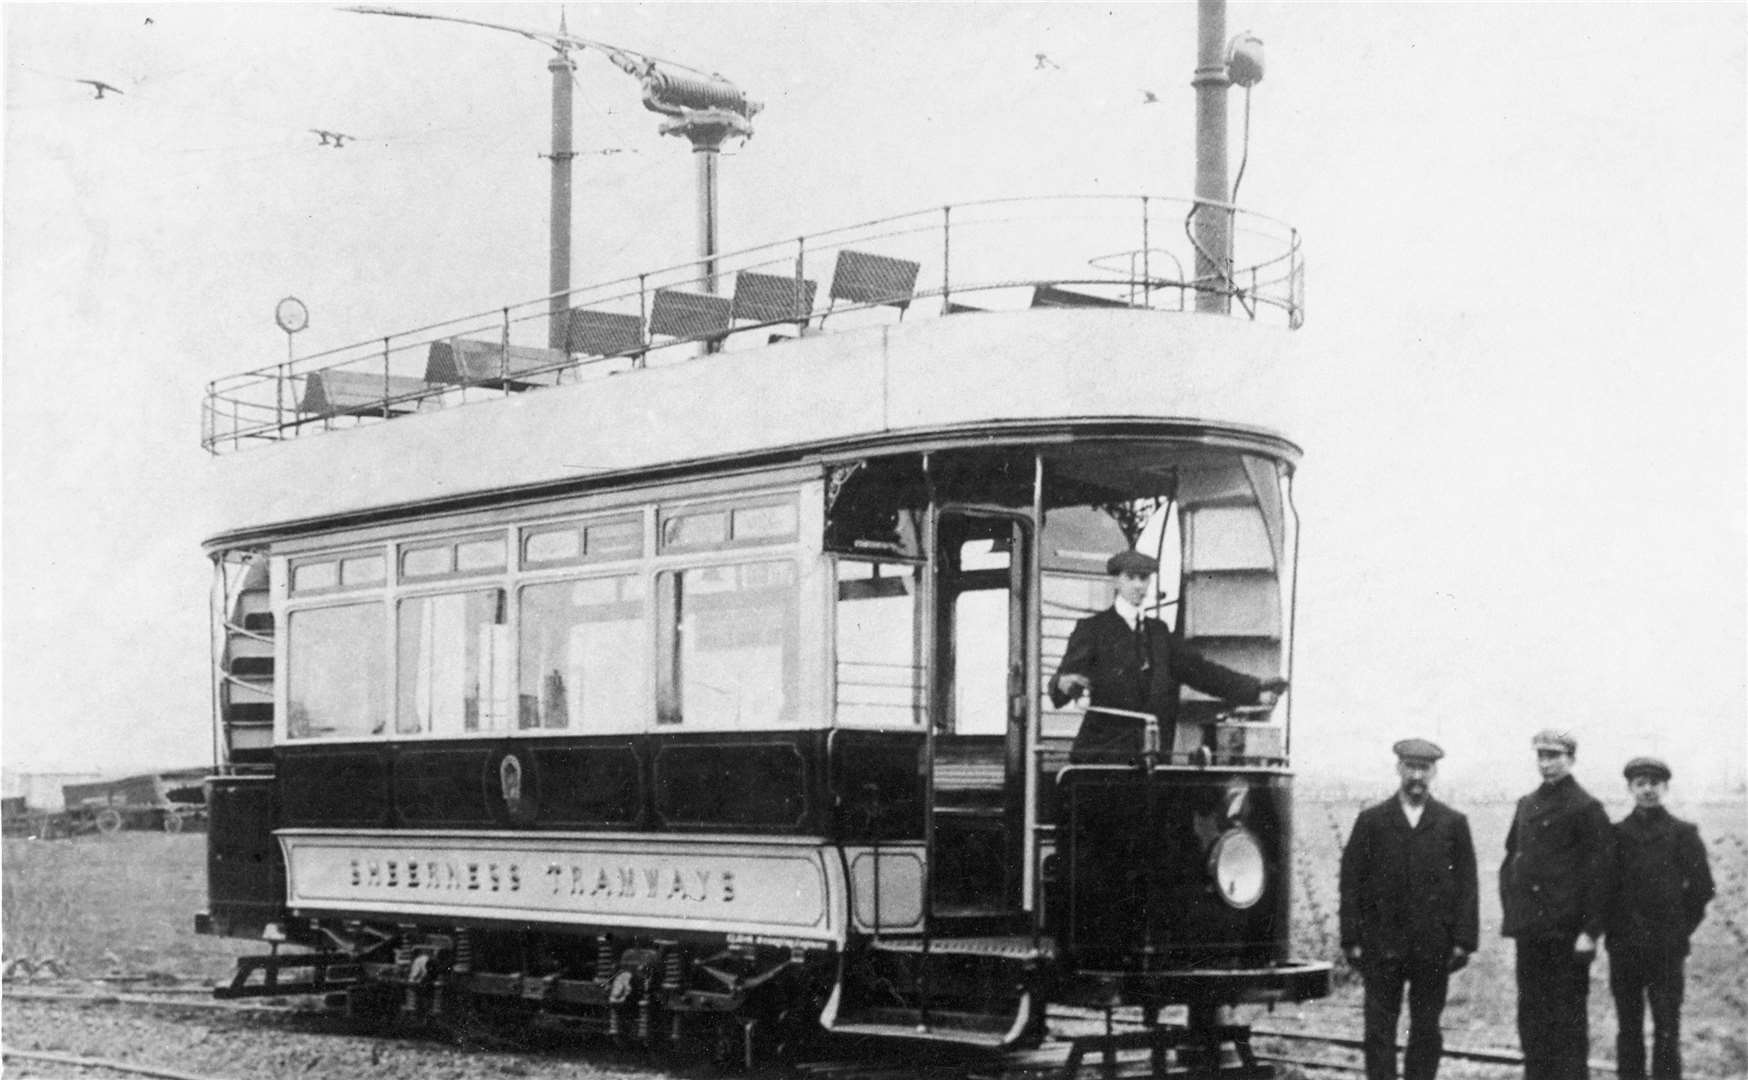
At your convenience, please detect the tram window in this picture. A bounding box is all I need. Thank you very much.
[522,516,644,568]
[292,560,339,593]
[341,554,386,587]
[585,519,642,559]
[835,560,924,727]
[396,589,510,736]
[732,502,798,541]
[456,537,506,572]
[657,561,797,729]
[287,602,387,738]
[953,589,1011,736]
[1185,506,1274,571]
[518,575,646,730]
[524,526,581,564]
[661,511,729,550]
[402,545,454,578]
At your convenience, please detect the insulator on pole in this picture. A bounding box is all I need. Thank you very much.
[641,67,761,119]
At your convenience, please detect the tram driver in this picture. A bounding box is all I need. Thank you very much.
[1048,548,1287,762]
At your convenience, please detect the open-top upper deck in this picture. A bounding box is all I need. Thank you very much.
[204,194,1303,541]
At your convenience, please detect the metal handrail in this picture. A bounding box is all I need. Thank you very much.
[203,194,1303,453]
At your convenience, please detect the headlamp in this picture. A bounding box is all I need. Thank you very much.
[1209,827,1266,909]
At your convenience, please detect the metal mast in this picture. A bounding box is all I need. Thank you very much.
[1191,0,1232,314]
[547,16,576,349]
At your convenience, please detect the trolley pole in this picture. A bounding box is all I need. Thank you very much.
[658,110,751,296]
[1192,0,1232,313]
[547,31,577,350]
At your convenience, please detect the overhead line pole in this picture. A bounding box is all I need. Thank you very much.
[547,31,576,349]
[1192,0,1232,314]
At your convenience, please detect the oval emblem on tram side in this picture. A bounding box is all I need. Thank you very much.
[501,754,523,813]
[489,749,539,825]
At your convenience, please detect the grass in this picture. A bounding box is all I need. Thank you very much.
[1288,793,1748,1078]
[2,832,255,983]
[3,796,1744,1075]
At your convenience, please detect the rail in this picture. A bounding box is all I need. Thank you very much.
[203,194,1303,453]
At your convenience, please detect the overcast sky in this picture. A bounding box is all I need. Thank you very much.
[4,3,1743,799]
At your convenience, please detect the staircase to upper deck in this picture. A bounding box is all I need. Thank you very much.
[202,553,288,940]
[218,556,275,768]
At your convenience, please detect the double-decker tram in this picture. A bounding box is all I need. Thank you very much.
[198,188,1328,1071]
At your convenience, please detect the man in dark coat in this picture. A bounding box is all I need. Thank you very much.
[1500,729,1614,1080]
[1605,756,1714,1080]
[1048,548,1286,762]
[1340,738,1480,1080]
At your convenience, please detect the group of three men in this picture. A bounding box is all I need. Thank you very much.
[1341,732,1713,1080]
[1050,549,1716,1080]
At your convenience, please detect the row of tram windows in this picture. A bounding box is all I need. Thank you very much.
[278,493,930,741]
[274,449,1291,743]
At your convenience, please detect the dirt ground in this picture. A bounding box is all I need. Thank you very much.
[3,795,1744,1078]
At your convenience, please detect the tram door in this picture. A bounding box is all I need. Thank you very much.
[930,510,1030,922]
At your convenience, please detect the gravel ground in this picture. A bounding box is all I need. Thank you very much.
[0,996,743,1080]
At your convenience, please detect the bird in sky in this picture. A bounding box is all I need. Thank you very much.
[1141,89,1160,104]
[310,129,353,148]
[77,79,123,100]
[1034,53,1061,71]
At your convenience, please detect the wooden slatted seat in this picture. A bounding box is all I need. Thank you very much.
[425,338,570,390]
[649,288,732,341]
[299,369,429,418]
[730,271,818,325]
[565,308,646,357]
[822,249,921,324]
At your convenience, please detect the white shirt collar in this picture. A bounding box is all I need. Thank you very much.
[1113,596,1144,628]
[1399,795,1426,827]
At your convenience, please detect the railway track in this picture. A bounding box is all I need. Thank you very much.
[2,980,1600,1079]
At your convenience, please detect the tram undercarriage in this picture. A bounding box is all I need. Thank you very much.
[214,913,1328,1074]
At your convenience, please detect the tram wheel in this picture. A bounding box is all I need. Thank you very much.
[95,809,123,835]
[162,812,184,834]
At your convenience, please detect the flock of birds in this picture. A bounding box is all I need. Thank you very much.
[69,71,356,148]
[1035,52,1162,105]
[60,50,1158,154]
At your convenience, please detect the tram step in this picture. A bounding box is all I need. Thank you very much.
[825,994,1034,1050]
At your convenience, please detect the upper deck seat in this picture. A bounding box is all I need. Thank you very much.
[564,308,646,359]
[731,271,818,326]
[298,369,429,418]
[1029,283,1133,309]
[649,288,733,344]
[424,338,570,390]
[820,249,921,327]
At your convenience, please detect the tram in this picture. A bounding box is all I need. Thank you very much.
[196,23,1328,1079]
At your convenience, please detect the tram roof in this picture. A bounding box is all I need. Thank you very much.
[203,196,1305,545]
[205,306,1303,547]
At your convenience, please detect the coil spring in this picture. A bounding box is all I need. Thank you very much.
[663,950,684,992]
[453,930,473,974]
[596,936,614,980]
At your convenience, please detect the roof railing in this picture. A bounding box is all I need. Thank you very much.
[203,194,1302,453]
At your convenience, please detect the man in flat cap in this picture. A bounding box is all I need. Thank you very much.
[1048,548,1287,761]
[1339,738,1479,1080]
[1605,757,1714,1080]
[1500,729,1614,1080]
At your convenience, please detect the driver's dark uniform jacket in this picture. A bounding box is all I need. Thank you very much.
[1050,607,1266,761]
